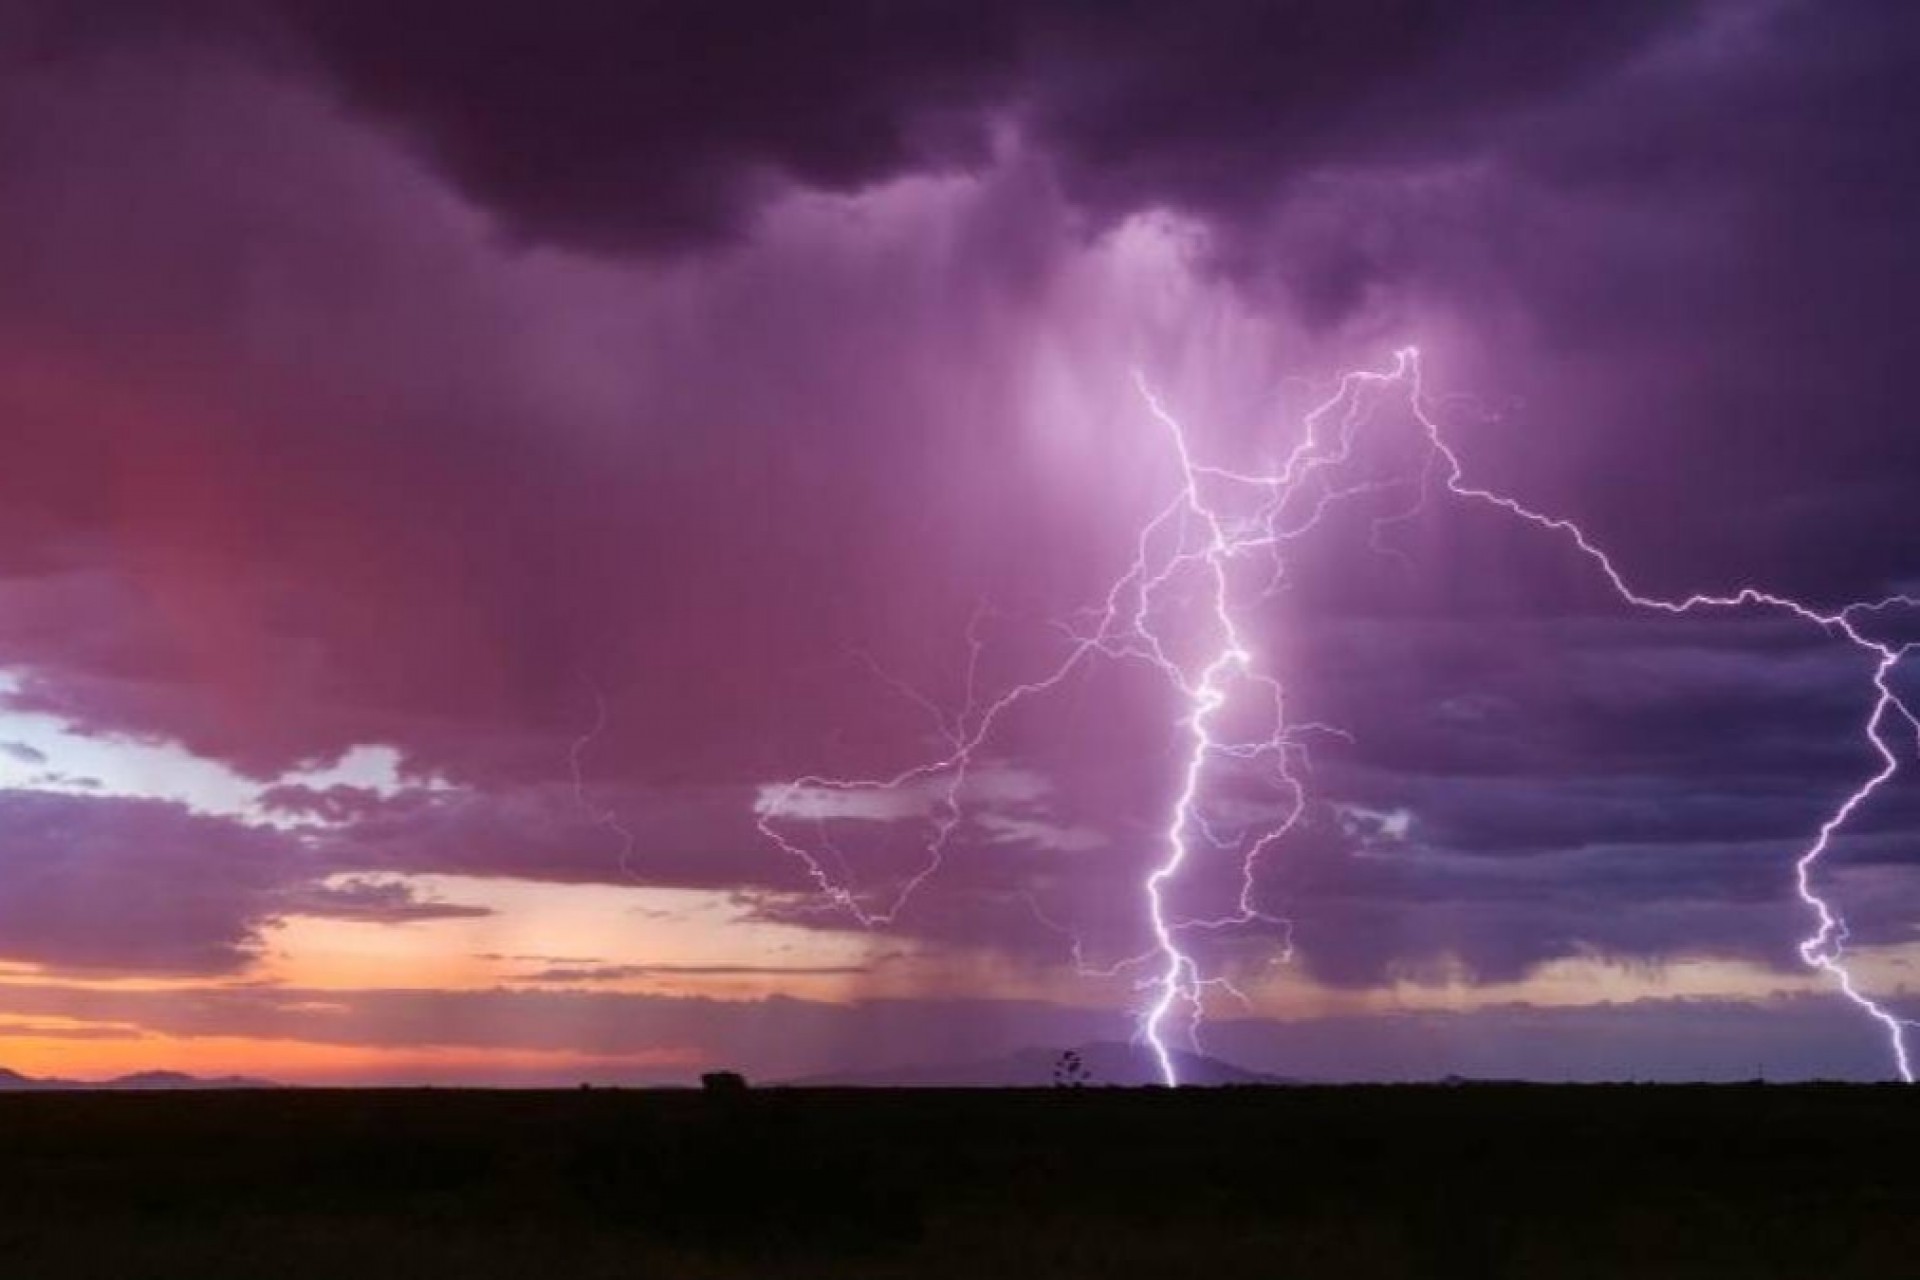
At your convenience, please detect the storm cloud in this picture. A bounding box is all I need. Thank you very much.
[0,0,1916,1077]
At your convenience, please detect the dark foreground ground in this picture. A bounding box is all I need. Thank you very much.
[1,1084,1915,1279]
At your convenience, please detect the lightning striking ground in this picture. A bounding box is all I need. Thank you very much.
[759,348,1918,1084]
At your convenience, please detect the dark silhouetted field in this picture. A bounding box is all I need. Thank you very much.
[1,1084,1915,1278]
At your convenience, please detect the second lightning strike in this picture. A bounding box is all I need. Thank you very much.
[759,347,1919,1085]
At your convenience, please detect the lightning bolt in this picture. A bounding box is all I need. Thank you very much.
[760,347,1919,1084]
[570,681,641,884]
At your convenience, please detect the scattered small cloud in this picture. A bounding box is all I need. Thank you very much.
[512,962,874,984]
[276,877,494,925]
[0,1018,144,1041]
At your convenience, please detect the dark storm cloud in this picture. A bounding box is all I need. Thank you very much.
[0,28,1078,783]
[301,780,798,892]
[1246,603,1919,985]
[267,0,1019,252]
[882,503,1920,989]
[1243,0,1920,601]
[5,0,1705,254]
[253,0,1696,254]
[0,0,1916,1036]
[276,876,494,924]
[0,791,293,974]
[0,792,490,974]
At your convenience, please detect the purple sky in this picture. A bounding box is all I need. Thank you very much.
[0,0,1917,1083]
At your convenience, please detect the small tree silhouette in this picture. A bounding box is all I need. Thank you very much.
[1052,1049,1090,1088]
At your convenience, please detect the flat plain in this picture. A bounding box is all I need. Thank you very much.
[1,1084,1914,1278]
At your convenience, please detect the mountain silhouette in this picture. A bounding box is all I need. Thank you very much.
[0,1066,277,1090]
[787,1041,1297,1087]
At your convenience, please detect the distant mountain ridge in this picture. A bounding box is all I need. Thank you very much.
[788,1041,1298,1087]
[0,1066,277,1090]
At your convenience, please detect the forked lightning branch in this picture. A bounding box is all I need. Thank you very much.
[759,350,1919,1085]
